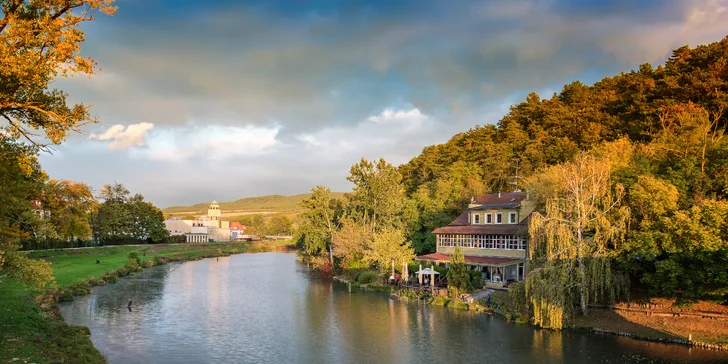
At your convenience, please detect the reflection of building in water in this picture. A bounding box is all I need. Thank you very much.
[164,200,242,242]
[416,191,534,289]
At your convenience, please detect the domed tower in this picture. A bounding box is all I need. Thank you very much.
[207,200,221,228]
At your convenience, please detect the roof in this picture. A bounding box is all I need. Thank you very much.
[470,191,526,209]
[229,222,245,230]
[432,224,526,235]
[417,253,524,266]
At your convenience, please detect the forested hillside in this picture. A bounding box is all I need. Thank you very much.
[398,36,728,302]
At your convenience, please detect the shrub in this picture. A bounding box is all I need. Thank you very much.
[467,270,482,289]
[116,267,130,277]
[357,271,378,285]
[59,292,74,302]
[87,278,100,286]
[73,287,90,296]
[142,260,154,268]
[127,251,141,265]
[231,248,239,254]
[153,256,166,265]
[104,275,119,283]
[125,257,140,271]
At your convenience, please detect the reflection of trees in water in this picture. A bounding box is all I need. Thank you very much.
[531,328,564,362]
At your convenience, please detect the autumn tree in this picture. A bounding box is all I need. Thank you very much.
[332,217,371,271]
[363,227,414,274]
[42,179,96,243]
[525,150,630,329]
[0,0,116,149]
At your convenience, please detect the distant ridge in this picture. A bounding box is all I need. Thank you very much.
[163,192,348,216]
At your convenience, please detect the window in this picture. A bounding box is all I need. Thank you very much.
[509,212,517,224]
[473,214,480,224]
[496,212,503,224]
[485,213,492,224]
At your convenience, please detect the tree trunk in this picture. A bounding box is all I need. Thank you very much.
[577,223,588,316]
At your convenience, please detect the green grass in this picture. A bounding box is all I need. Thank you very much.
[162,192,347,215]
[0,279,105,363]
[0,241,297,363]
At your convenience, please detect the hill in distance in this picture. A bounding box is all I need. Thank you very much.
[163,192,348,218]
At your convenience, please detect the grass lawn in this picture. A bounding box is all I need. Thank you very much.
[0,279,105,363]
[0,240,297,363]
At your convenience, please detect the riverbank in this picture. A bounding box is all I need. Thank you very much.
[332,275,728,352]
[0,241,296,363]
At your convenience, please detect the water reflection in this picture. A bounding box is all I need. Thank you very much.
[60,253,728,364]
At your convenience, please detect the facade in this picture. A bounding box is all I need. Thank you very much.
[163,201,233,243]
[416,190,536,289]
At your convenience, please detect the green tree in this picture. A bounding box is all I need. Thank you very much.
[266,214,293,236]
[446,245,470,298]
[363,227,413,274]
[296,186,340,262]
[347,158,405,231]
[526,150,630,329]
[92,183,166,243]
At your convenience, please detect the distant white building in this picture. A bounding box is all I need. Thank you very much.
[164,200,232,243]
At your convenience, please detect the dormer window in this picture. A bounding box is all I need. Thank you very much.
[485,213,492,224]
[473,214,480,224]
[496,212,503,224]
[509,212,517,224]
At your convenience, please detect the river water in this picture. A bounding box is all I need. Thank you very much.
[60,253,728,364]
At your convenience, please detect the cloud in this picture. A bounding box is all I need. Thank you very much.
[367,108,427,127]
[133,124,280,162]
[88,122,154,149]
[39,0,728,207]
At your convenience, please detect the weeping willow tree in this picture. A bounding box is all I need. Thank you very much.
[526,151,630,329]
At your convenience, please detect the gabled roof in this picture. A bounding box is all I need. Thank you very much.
[470,191,525,209]
[229,222,245,231]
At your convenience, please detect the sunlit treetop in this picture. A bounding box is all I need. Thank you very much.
[0,0,116,148]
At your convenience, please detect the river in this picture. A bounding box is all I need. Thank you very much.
[59,253,728,364]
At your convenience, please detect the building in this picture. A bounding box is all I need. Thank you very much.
[229,222,247,241]
[416,190,536,289]
[163,200,233,243]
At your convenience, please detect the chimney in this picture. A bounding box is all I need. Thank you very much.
[470,196,475,204]
[498,191,501,198]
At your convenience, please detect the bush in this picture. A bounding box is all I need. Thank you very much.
[467,270,482,288]
[142,260,154,268]
[128,252,141,265]
[231,248,239,254]
[357,271,378,284]
[125,257,140,271]
[59,291,74,302]
[104,275,119,283]
[116,267,130,277]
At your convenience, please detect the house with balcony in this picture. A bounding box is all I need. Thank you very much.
[416,190,536,289]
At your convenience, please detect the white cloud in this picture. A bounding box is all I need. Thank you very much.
[88,122,154,149]
[132,124,280,162]
[366,108,427,128]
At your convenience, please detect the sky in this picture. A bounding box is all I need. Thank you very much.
[39,0,728,207]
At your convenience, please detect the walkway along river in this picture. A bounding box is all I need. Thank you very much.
[60,252,728,364]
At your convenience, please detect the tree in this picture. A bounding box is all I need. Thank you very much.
[347,158,405,232]
[446,245,470,298]
[92,183,166,243]
[266,214,293,236]
[332,218,371,271]
[42,179,96,243]
[363,227,414,274]
[525,150,630,329]
[0,0,117,149]
[296,186,340,263]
